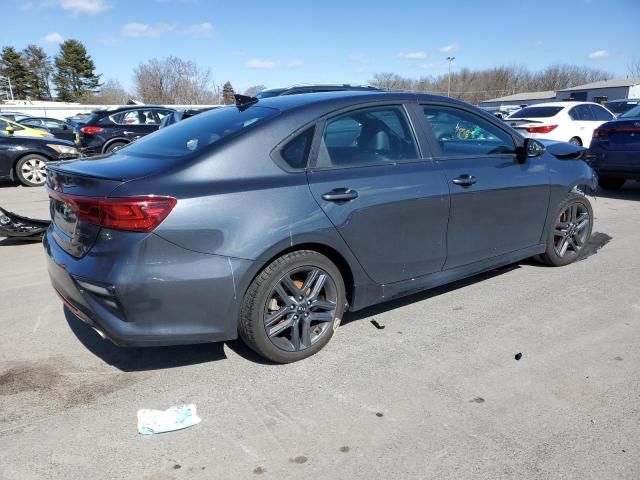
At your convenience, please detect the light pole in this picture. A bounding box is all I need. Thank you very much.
[446,56,455,97]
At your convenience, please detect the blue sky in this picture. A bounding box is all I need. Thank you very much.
[1,0,639,93]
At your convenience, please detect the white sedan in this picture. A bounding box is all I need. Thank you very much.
[506,101,615,146]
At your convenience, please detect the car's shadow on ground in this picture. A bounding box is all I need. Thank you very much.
[0,180,19,189]
[64,229,614,370]
[594,182,640,200]
[65,308,274,370]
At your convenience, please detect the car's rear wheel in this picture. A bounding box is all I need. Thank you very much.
[538,193,593,267]
[239,250,346,363]
[598,176,625,190]
[15,154,48,187]
[569,137,582,146]
[104,141,127,154]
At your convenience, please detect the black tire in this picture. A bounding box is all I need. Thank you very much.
[15,154,48,187]
[539,193,593,267]
[598,176,625,190]
[568,137,582,146]
[239,250,346,363]
[104,141,127,154]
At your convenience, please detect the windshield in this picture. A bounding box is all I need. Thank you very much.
[122,105,279,158]
[255,89,286,99]
[620,105,640,118]
[509,106,564,118]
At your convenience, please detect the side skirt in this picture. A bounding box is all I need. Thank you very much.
[350,244,546,311]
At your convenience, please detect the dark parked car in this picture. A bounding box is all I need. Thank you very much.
[0,130,79,186]
[254,84,379,99]
[588,104,640,189]
[158,107,215,129]
[44,91,596,363]
[0,111,31,122]
[76,105,175,155]
[19,117,76,142]
[605,99,639,117]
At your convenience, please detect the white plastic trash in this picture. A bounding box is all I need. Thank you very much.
[137,404,202,435]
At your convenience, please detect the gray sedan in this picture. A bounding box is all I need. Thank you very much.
[44,91,597,362]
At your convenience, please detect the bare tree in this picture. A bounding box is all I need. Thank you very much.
[370,63,614,104]
[85,78,130,104]
[133,56,219,104]
[244,84,267,96]
[628,59,640,78]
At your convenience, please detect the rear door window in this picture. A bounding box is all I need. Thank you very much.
[422,105,515,157]
[317,105,419,168]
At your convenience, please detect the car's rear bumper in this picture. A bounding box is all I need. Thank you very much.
[587,148,640,179]
[44,227,252,347]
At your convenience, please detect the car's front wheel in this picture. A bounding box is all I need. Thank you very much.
[538,193,593,267]
[15,154,48,187]
[239,250,346,363]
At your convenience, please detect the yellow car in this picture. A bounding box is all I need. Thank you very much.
[0,116,53,138]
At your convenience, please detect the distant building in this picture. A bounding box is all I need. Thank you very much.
[555,78,640,103]
[480,90,556,109]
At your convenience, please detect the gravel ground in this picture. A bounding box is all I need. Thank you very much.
[0,180,638,480]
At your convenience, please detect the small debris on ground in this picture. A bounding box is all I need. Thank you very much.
[289,456,308,464]
[370,319,385,330]
[253,466,266,474]
[339,446,350,453]
[375,412,384,417]
[137,404,201,435]
[470,397,485,404]
[515,352,523,361]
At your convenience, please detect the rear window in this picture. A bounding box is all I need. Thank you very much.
[121,106,279,158]
[509,106,564,118]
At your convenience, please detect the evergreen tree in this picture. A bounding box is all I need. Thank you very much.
[0,46,30,99]
[23,45,53,100]
[222,81,235,105]
[52,39,101,102]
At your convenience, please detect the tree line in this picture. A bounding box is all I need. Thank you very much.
[368,63,614,104]
[0,38,627,106]
[0,40,101,102]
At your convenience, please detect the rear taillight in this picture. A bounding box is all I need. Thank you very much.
[526,125,558,134]
[48,190,177,232]
[80,126,104,135]
[592,128,607,138]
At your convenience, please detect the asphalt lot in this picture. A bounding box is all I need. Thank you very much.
[0,180,638,480]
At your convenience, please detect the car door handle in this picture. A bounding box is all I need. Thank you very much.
[322,188,359,202]
[452,174,477,187]
[123,131,137,136]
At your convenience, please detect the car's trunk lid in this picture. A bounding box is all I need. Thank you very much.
[596,120,640,152]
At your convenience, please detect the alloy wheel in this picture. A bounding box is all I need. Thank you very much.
[21,158,47,185]
[553,202,590,258]
[263,266,338,352]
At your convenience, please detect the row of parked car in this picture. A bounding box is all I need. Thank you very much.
[489,99,639,189]
[1,86,639,190]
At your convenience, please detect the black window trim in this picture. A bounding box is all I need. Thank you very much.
[418,102,520,161]
[270,123,317,173]
[308,102,425,171]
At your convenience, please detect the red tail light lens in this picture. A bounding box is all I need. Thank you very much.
[592,128,607,138]
[48,190,177,232]
[526,125,558,134]
[80,126,104,135]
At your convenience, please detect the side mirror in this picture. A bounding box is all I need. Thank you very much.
[6,126,14,135]
[518,138,545,163]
